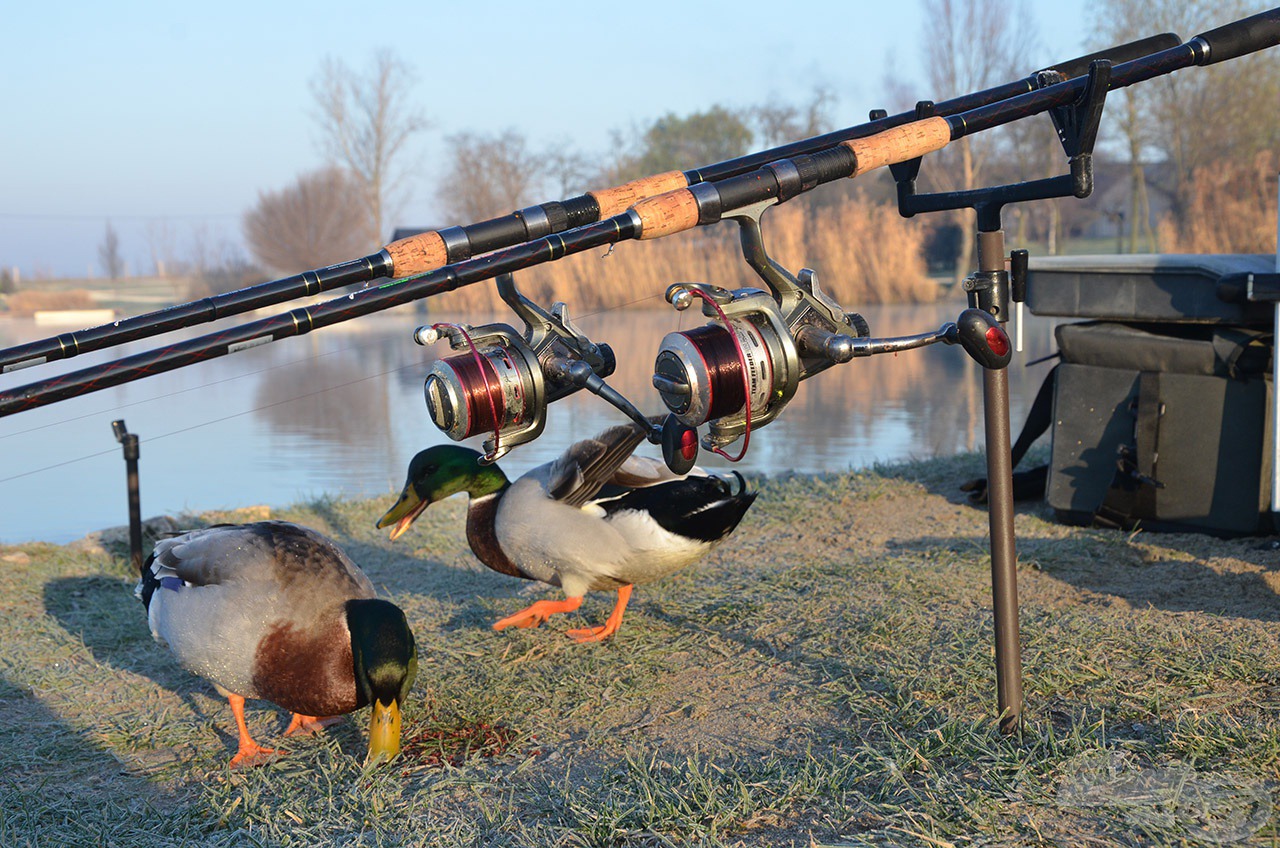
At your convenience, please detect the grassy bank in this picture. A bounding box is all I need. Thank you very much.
[2,454,1279,846]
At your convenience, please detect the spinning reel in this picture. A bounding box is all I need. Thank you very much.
[651,198,1013,456]
[415,273,700,470]
[414,273,615,462]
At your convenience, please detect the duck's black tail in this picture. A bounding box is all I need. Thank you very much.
[604,473,757,543]
[135,550,159,610]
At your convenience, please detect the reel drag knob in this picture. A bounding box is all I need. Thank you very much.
[954,308,1012,370]
[660,414,699,475]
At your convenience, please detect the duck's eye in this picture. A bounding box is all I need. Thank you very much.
[423,465,437,475]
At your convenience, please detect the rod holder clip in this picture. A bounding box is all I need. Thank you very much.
[112,418,139,460]
[885,62,1110,231]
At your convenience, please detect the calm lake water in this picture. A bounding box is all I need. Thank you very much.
[0,301,1060,544]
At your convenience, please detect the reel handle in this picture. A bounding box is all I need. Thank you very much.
[546,357,699,474]
[793,308,1010,369]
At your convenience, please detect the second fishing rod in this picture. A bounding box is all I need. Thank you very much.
[1,8,1275,420]
[0,32,1182,376]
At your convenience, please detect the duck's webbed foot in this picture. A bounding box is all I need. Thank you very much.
[226,693,283,767]
[567,585,633,643]
[284,714,342,737]
[493,596,583,631]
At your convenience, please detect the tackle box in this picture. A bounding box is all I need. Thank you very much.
[1025,254,1276,535]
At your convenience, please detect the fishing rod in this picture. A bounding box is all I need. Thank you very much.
[0,8,1276,421]
[0,34,1182,376]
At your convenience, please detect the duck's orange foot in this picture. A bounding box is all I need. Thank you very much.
[225,692,284,767]
[566,623,619,643]
[284,714,342,737]
[566,585,633,643]
[492,596,583,631]
[229,741,283,768]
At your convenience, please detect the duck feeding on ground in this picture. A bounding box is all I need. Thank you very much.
[135,520,417,767]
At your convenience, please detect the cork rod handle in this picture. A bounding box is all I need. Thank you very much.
[841,116,952,177]
[632,188,701,240]
[385,230,449,279]
[590,171,689,218]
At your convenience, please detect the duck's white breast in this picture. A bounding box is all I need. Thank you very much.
[494,476,715,595]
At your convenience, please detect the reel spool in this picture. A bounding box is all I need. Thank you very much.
[651,274,870,455]
[651,283,804,456]
[424,346,520,441]
[414,273,618,463]
[655,321,775,427]
[416,323,555,462]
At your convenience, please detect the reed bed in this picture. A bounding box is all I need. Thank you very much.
[427,198,937,314]
[1158,149,1279,255]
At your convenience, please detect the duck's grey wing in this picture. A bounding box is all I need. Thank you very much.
[545,423,649,508]
[150,521,375,597]
[609,455,709,490]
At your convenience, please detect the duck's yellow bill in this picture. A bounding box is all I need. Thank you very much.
[366,698,402,764]
[377,490,426,541]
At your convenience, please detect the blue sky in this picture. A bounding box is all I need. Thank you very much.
[1,0,1107,279]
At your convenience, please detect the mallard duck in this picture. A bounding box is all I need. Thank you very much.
[134,520,418,767]
[376,422,756,642]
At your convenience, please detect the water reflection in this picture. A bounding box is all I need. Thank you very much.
[0,302,1059,544]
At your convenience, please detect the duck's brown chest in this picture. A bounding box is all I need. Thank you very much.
[467,494,534,581]
[252,617,358,715]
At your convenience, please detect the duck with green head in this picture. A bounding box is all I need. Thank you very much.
[377,422,756,642]
[136,520,418,767]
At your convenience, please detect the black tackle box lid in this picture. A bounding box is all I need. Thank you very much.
[1025,253,1276,325]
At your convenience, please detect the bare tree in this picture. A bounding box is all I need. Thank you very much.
[242,168,372,276]
[436,129,549,224]
[605,106,754,184]
[543,144,594,198]
[99,221,124,279]
[312,50,428,244]
[145,220,185,277]
[921,0,1034,279]
[183,225,261,299]
[751,86,835,149]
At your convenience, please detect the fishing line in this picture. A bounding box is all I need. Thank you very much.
[0,330,419,440]
[0,359,422,485]
[574,292,664,320]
